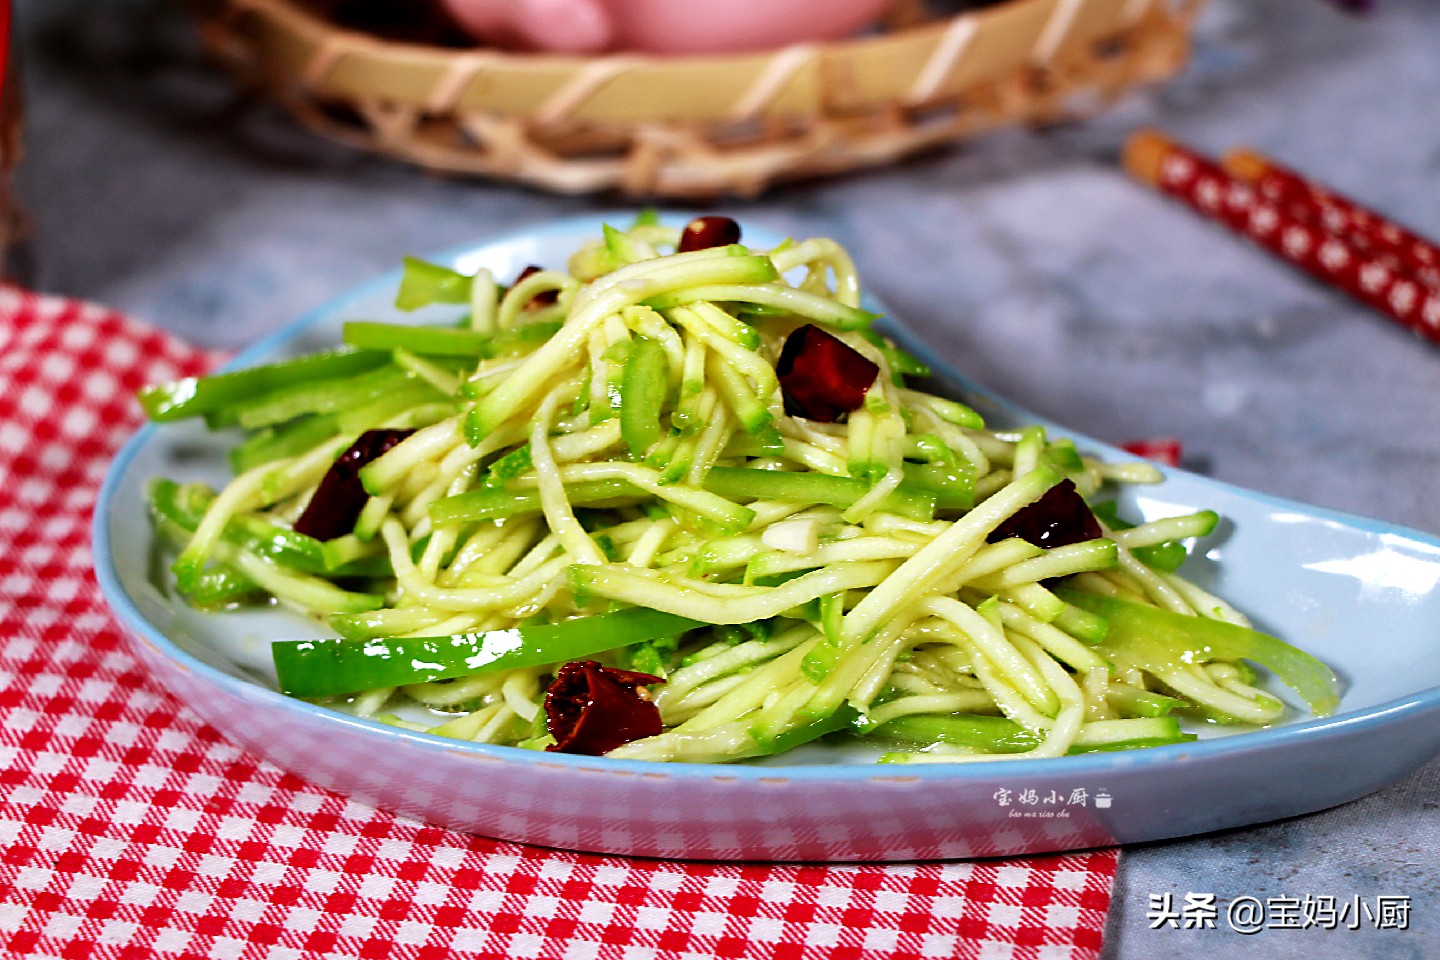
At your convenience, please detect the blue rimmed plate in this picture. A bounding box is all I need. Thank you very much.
[94,216,1440,861]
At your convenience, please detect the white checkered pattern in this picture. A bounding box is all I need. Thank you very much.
[0,290,1118,959]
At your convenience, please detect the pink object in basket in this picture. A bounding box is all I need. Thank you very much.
[438,0,896,54]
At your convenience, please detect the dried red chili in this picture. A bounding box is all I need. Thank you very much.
[1120,438,1182,468]
[776,324,879,422]
[544,661,664,756]
[293,428,414,541]
[987,478,1102,550]
[677,216,742,253]
[514,265,559,308]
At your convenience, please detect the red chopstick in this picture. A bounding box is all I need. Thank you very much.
[1223,148,1440,290]
[1123,130,1440,345]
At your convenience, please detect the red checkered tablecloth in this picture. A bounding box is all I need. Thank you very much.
[0,290,1118,960]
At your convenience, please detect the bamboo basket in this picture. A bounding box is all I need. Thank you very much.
[192,0,1205,198]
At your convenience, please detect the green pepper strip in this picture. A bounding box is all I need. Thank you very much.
[1090,502,1188,572]
[1058,588,1341,716]
[273,608,705,698]
[1045,439,1085,473]
[874,714,1196,754]
[230,414,342,474]
[859,329,930,382]
[876,714,1041,753]
[899,461,975,511]
[343,321,562,359]
[721,430,802,459]
[147,477,222,529]
[482,444,534,487]
[152,513,261,607]
[187,568,263,607]
[150,478,390,579]
[1105,684,1186,718]
[431,468,937,526]
[700,467,936,522]
[221,365,413,431]
[347,321,487,357]
[620,336,667,458]
[642,285,878,331]
[395,257,472,311]
[603,223,649,266]
[430,480,642,525]
[1052,604,1109,644]
[749,706,861,756]
[335,378,452,433]
[139,350,390,423]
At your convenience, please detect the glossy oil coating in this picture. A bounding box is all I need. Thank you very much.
[96,216,1440,863]
[34,2,1440,951]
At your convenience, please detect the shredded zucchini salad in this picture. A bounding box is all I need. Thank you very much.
[139,214,1339,764]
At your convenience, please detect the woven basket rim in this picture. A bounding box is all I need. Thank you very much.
[213,0,1203,125]
[226,0,1079,67]
[200,0,1203,196]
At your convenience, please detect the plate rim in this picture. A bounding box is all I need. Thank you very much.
[93,213,1440,785]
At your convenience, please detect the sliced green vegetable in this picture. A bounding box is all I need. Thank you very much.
[273,608,704,698]
[395,257,472,311]
[919,395,985,430]
[603,223,649,267]
[620,336,667,458]
[138,350,389,423]
[1052,603,1109,644]
[430,480,641,525]
[224,365,413,431]
[230,549,384,614]
[1045,439,1085,473]
[859,329,930,383]
[722,428,785,458]
[622,632,682,677]
[1092,501,1192,573]
[483,444,534,487]
[335,378,451,433]
[1059,589,1340,716]
[700,467,936,521]
[345,322,494,357]
[318,535,390,576]
[644,284,877,330]
[343,321,562,359]
[749,706,861,755]
[229,414,342,474]
[900,460,975,511]
[155,476,393,585]
[874,714,1039,753]
[799,594,847,681]
[1106,683,1187,718]
[874,714,1196,754]
[328,607,449,642]
[184,566,264,607]
[150,478,336,577]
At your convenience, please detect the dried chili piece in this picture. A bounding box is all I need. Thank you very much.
[545,661,664,756]
[293,428,414,541]
[776,324,879,422]
[1120,438,1182,468]
[986,478,1102,550]
[677,216,742,253]
[514,265,559,308]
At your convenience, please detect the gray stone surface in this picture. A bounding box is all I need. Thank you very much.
[14,0,1437,956]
